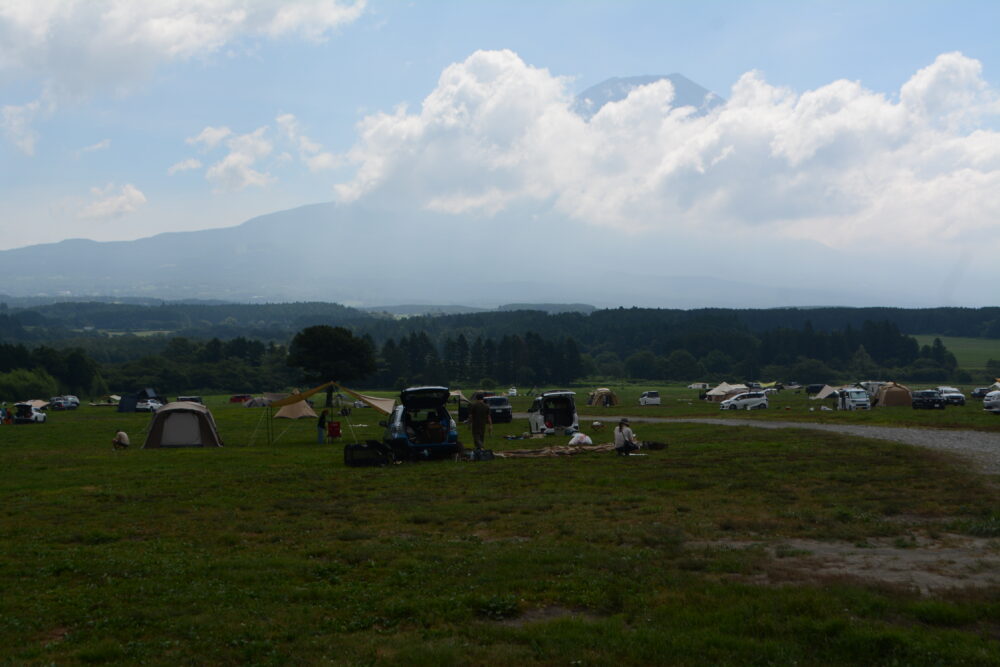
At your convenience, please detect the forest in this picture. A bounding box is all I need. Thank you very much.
[1,298,992,398]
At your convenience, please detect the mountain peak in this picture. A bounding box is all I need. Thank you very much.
[573,73,723,119]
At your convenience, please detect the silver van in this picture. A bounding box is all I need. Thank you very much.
[720,391,768,411]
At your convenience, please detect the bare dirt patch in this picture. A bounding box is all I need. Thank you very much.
[498,606,601,627]
[695,534,1000,594]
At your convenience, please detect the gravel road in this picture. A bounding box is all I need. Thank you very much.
[658,418,1000,476]
[519,413,1000,476]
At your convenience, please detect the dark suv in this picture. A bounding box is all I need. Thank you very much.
[485,396,513,423]
[912,389,946,410]
[382,386,461,461]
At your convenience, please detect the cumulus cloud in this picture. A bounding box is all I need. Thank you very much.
[0,0,366,151]
[167,158,202,175]
[276,113,339,171]
[334,49,1000,251]
[79,183,147,219]
[204,127,274,192]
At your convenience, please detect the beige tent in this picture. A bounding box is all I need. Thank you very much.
[587,387,619,406]
[705,382,747,402]
[274,399,318,420]
[143,401,222,448]
[874,382,911,407]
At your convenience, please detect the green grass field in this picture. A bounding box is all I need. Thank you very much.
[913,335,1000,370]
[2,393,999,664]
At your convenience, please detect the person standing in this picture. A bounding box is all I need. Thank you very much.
[614,418,638,456]
[468,393,492,451]
[317,409,329,444]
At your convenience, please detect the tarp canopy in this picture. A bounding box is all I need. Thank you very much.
[449,390,471,403]
[811,385,841,400]
[269,381,395,416]
[337,384,395,415]
[23,399,49,409]
[269,382,334,408]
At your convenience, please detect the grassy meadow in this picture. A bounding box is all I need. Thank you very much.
[912,335,1000,371]
[2,391,1000,664]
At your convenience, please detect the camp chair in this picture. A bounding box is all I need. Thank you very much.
[326,421,342,441]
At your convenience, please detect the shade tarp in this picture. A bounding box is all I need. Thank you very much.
[811,385,841,400]
[335,383,394,415]
[269,382,334,408]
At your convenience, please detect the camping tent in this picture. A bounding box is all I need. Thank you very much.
[874,382,912,407]
[705,382,747,402]
[811,385,841,400]
[244,396,272,407]
[587,387,619,407]
[143,401,223,448]
[274,399,318,420]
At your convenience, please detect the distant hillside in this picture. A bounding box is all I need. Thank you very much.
[573,74,724,119]
[498,303,596,314]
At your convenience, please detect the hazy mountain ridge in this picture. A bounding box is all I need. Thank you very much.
[573,74,724,119]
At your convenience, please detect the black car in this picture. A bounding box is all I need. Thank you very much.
[485,396,513,423]
[912,389,946,410]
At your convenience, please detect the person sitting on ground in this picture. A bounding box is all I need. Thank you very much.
[112,429,130,450]
[613,418,638,456]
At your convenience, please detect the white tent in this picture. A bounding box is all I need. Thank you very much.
[705,382,747,402]
[811,385,841,400]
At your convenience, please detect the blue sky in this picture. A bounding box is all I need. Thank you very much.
[2,0,1000,300]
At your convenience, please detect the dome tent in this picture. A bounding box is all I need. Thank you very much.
[143,402,223,448]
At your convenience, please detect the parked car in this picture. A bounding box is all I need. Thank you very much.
[63,395,80,408]
[135,399,163,412]
[984,391,1000,414]
[720,392,768,410]
[971,387,994,400]
[936,387,966,406]
[912,390,946,409]
[527,391,579,434]
[484,395,513,423]
[13,403,47,424]
[381,386,460,461]
[639,390,661,406]
[47,397,71,410]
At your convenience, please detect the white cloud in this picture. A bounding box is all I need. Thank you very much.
[79,183,147,219]
[205,127,274,191]
[334,50,1000,252]
[187,126,233,150]
[276,113,339,171]
[1,98,51,155]
[77,138,111,155]
[167,158,202,175]
[0,1,366,150]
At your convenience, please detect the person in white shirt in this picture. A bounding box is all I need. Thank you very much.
[613,418,638,456]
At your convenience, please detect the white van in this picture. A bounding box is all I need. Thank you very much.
[836,388,871,410]
[720,392,768,411]
[527,391,579,434]
[984,391,1000,414]
[639,391,661,406]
